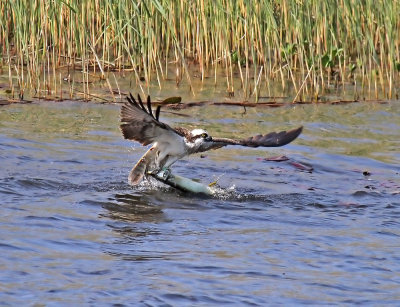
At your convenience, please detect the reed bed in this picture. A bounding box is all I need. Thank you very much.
[1,0,399,101]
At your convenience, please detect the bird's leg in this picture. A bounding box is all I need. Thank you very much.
[149,167,172,180]
[161,167,171,180]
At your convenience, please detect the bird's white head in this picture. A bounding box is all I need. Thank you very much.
[191,129,212,140]
[186,129,213,150]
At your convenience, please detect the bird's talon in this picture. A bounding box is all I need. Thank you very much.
[162,168,171,180]
[149,168,171,180]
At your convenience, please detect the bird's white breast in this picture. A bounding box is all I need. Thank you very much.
[156,133,187,156]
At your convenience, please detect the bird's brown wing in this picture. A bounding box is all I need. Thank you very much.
[120,93,184,146]
[206,126,303,150]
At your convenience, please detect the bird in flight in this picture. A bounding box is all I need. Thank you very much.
[120,94,303,185]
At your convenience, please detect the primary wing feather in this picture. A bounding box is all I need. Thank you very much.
[209,126,303,149]
[120,94,182,146]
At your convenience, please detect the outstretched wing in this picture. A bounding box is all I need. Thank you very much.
[204,126,303,151]
[120,93,184,145]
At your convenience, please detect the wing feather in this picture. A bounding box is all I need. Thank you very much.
[146,95,153,117]
[208,126,303,149]
[134,93,145,111]
[120,94,182,146]
[155,106,161,121]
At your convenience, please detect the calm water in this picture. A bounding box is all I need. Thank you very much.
[1,100,399,305]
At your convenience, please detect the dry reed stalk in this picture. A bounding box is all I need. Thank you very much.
[0,0,398,101]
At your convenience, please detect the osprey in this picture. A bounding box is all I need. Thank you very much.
[120,94,303,185]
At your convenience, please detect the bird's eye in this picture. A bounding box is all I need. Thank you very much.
[201,133,208,138]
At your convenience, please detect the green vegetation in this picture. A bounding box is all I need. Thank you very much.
[1,0,399,101]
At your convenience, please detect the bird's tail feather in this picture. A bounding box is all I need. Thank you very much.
[128,147,158,185]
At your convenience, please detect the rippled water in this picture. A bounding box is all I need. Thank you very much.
[1,101,399,305]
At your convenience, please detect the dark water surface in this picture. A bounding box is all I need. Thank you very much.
[1,101,399,305]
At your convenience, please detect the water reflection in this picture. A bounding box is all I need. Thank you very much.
[103,193,166,223]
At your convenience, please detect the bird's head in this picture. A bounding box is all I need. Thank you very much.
[190,129,213,142]
[185,129,213,152]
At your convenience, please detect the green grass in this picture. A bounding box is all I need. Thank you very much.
[1,0,399,101]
